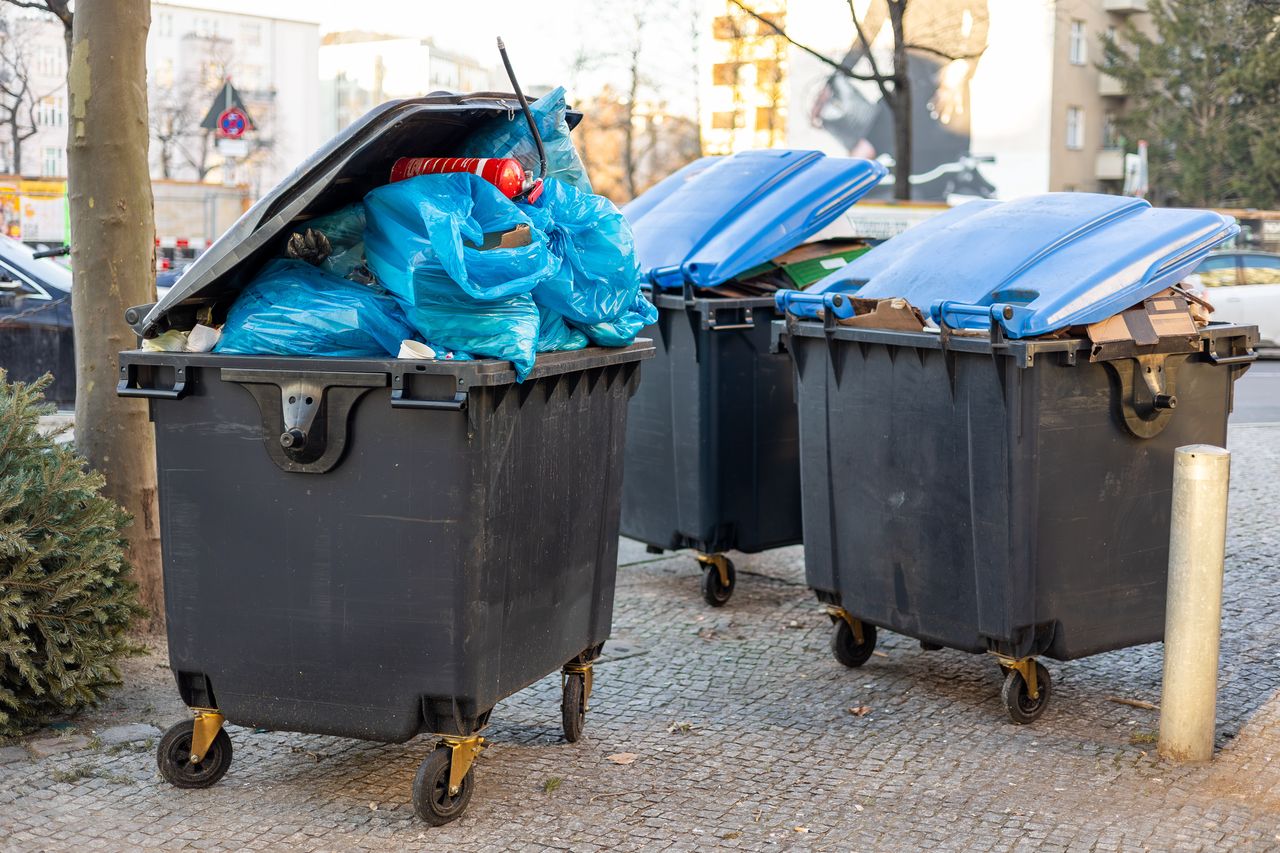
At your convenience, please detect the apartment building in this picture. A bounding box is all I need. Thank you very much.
[703,0,1152,200]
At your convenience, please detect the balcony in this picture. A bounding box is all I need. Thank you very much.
[1096,148,1125,181]
[1098,73,1125,97]
[1103,0,1147,12]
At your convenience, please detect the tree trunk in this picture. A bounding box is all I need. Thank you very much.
[10,122,21,174]
[889,2,912,201]
[67,1,163,632]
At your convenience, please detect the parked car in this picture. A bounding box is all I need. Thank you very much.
[0,235,75,407]
[1191,250,1280,348]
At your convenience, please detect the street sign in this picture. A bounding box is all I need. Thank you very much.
[217,107,248,140]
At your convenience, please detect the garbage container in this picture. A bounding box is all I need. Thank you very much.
[619,150,884,605]
[118,93,653,823]
[775,193,1257,723]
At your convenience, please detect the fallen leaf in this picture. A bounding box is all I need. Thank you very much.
[849,705,872,717]
[607,752,638,765]
[872,650,889,658]
[795,826,809,833]
[368,802,377,811]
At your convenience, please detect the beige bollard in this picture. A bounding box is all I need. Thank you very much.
[1159,444,1231,764]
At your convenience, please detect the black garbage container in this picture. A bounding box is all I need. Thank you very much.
[776,193,1257,723]
[118,93,653,824]
[619,150,884,605]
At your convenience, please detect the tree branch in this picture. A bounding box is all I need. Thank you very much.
[727,0,889,84]
[846,0,896,106]
[904,42,985,63]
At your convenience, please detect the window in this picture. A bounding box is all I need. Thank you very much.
[1102,112,1118,148]
[1240,254,1280,286]
[712,15,739,39]
[756,12,785,33]
[1066,107,1084,150]
[1069,20,1087,65]
[755,60,781,84]
[242,23,262,46]
[712,62,741,86]
[36,96,64,127]
[755,106,781,131]
[157,13,172,37]
[1195,255,1238,288]
[35,46,61,77]
[711,111,739,130]
[41,146,64,177]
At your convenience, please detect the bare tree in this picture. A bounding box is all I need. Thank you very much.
[729,0,987,200]
[0,15,48,174]
[620,4,647,199]
[1,0,68,61]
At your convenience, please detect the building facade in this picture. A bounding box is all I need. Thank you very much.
[319,33,497,138]
[702,0,1152,201]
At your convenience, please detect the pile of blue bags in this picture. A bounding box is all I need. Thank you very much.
[216,89,654,381]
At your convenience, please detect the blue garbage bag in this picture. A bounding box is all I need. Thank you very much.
[536,305,589,353]
[462,86,593,194]
[215,259,416,357]
[363,172,559,379]
[526,178,642,326]
[287,203,368,280]
[573,291,658,348]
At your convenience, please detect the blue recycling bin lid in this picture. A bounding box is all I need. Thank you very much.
[799,193,1237,338]
[623,150,886,290]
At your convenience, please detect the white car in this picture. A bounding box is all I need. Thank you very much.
[1192,250,1280,348]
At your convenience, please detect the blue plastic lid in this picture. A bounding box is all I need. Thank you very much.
[623,150,886,290]
[800,193,1238,337]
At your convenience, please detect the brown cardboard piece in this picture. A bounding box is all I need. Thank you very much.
[833,296,927,332]
[464,223,532,251]
[1086,288,1198,348]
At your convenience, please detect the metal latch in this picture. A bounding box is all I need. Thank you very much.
[222,369,384,473]
[1101,353,1189,439]
[703,305,755,331]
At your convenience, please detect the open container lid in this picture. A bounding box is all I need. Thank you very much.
[802,193,1238,338]
[131,92,581,338]
[622,150,886,291]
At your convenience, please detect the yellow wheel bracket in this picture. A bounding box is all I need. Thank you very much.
[563,659,594,712]
[440,734,485,796]
[696,553,732,588]
[189,708,225,764]
[824,605,865,645]
[995,655,1040,700]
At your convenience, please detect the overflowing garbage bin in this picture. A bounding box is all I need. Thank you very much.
[775,193,1257,723]
[619,150,884,605]
[118,92,653,824]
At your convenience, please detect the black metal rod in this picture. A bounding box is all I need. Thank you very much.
[497,36,547,184]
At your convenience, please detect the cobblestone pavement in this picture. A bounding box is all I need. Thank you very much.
[2,425,1278,852]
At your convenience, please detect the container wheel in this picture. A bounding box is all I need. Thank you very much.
[156,719,232,789]
[562,671,587,743]
[700,557,736,607]
[1001,661,1052,724]
[413,745,474,826]
[831,619,877,668]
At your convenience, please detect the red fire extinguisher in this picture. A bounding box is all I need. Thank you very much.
[389,156,535,200]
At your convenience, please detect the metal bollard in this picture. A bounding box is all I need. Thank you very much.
[1159,444,1231,763]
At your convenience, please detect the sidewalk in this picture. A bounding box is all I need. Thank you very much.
[1,425,1277,851]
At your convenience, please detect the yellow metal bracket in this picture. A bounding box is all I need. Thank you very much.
[696,553,732,588]
[562,659,595,712]
[994,655,1040,700]
[824,605,865,645]
[440,734,485,796]
[189,708,225,764]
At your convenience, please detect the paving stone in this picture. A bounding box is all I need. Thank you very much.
[0,745,29,764]
[95,724,161,747]
[24,735,91,759]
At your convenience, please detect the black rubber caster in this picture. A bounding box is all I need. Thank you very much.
[562,670,587,743]
[700,557,736,607]
[413,745,474,826]
[156,719,233,789]
[1001,661,1052,724]
[831,619,877,668]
